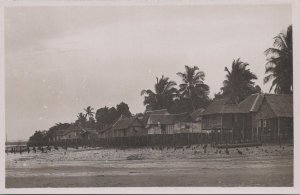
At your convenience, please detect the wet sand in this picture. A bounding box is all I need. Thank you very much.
[5,144,293,187]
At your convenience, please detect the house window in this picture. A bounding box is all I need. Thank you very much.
[234,114,238,122]
[263,120,267,127]
[123,130,127,137]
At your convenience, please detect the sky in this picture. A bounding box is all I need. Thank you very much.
[5,5,291,141]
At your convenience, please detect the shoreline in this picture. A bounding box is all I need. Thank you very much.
[6,143,293,187]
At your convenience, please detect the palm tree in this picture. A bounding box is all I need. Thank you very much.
[84,106,95,118]
[141,75,177,111]
[264,25,293,94]
[76,112,87,126]
[221,58,257,103]
[177,65,210,111]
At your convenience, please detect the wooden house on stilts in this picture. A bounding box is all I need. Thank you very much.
[253,94,293,142]
[201,93,293,144]
[201,97,245,144]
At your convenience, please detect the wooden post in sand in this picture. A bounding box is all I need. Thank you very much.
[256,120,259,142]
[277,117,281,143]
[220,114,223,144]
[242,114,245,142]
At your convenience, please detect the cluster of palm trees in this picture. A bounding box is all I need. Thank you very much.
[76,102,133,129]
[141,25,293,112]
[264,25,293,94]
[217,58,261,103]
[76,106,95,127]
[141,66,210,113]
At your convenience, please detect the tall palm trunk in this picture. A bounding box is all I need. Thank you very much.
[190,97,195,112]
[189,90,195,112]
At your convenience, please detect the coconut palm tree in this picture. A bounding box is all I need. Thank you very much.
[264,25,293,94]
[76,112,87,126]
[221,58,257,103]
[177,65,210,112]
[84,106,95,118]
[141,75,177,111]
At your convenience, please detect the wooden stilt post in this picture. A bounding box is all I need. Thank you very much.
[221,114,223,144]
[278,117,280,142]
[256,120,259,142]
[242,114,245,142]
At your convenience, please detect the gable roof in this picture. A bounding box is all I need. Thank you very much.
[112,116,143,130]
[81,129,98,135]
[56,129,68,136]
[141,109,170,125]
[238,93,264,113]
[147,112,194,125]
[190,108,205,120]
[173,112,194,123]
[55,124,82,136]
[147,114,174,125]
[202,98,242,115]
[98,125,112,134]
[264,94,293,118]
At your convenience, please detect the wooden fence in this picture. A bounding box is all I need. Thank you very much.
[47,132,257,148]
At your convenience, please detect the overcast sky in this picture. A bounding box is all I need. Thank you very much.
[5,5,291,141]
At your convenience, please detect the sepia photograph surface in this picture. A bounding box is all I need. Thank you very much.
[2,1,297,191]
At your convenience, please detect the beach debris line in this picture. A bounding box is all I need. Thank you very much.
[126,154,146,160]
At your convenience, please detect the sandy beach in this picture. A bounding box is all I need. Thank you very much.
[5,143,293,187]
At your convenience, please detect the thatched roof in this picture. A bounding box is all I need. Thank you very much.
[202,93,293,117]
[264,94,293,118]
[56,129,68,136]
[238,93,264,113]
[202,98,242,115]
[173,112,194,123]
[141,109,170,125]
[81,129,98,135]
[147,114,174,125]
[98,125,112,134]
[112,116,143,130]
[147,112,193,125]
[190,108,205,121]
[56,124,82,136]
